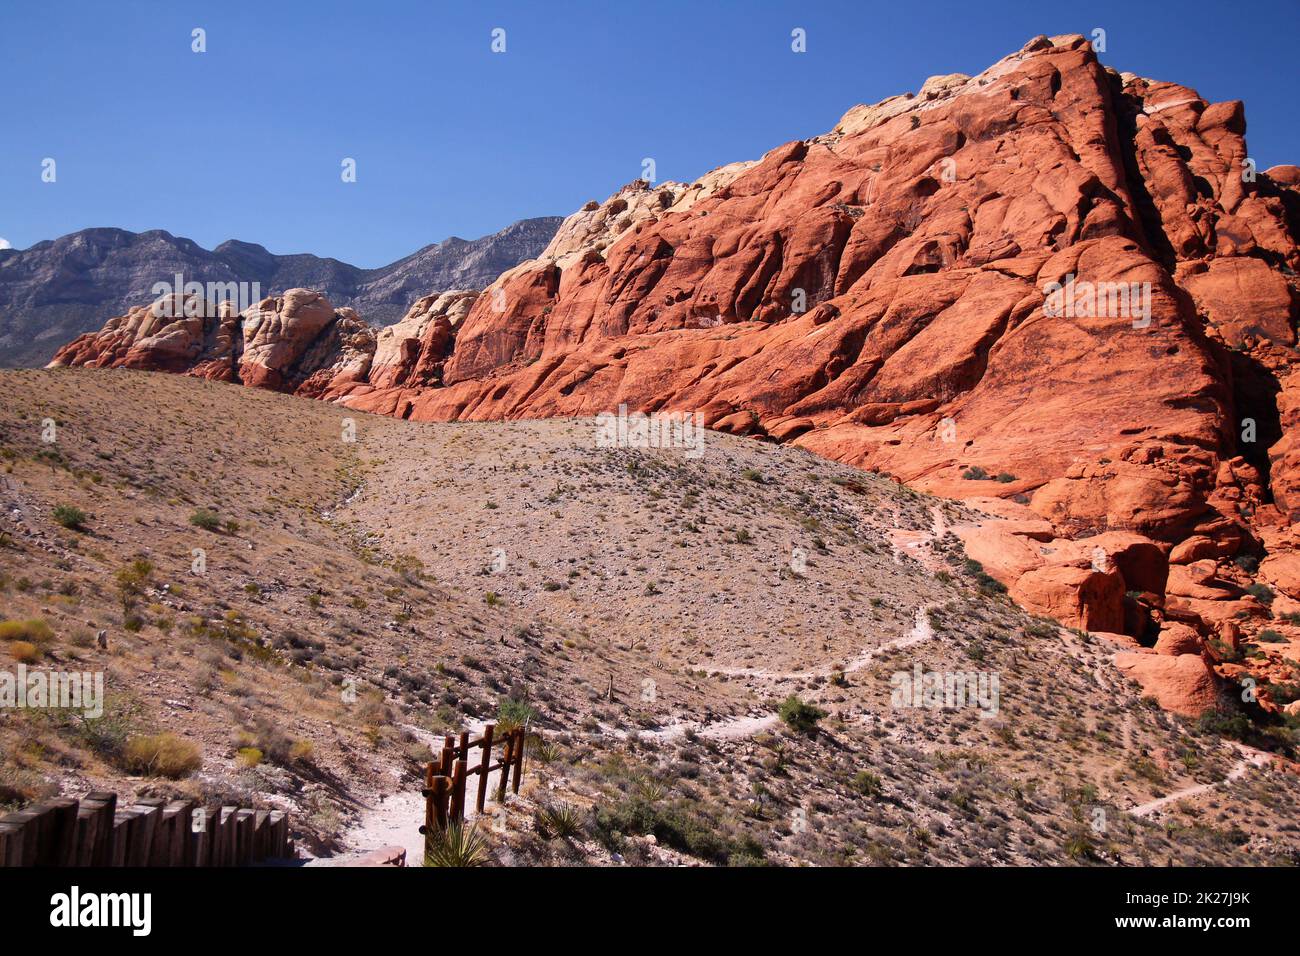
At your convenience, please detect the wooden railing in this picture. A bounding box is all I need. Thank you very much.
[421,724,525,838]
[0,791,292,867]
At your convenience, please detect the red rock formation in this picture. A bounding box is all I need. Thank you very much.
[51,289,375,396]
[48,35,1300,716]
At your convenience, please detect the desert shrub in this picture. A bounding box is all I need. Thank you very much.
[497,697,537,734]
[188,508,222,531]
[52,504,87,530]
[528,733,562,764]
[289,740,315,764]
[778,695,826,734]
[74,693,144,762]
[1196,706,1252,742]
[9,641,39,664]
[392,553,425,582]
[963,558,1007,595]
[1257,629,1287,644]
[235,747,264,768]
[850,770,883,797]
[1269,683,1300,706]
[961,466,989,481]
[114,558,154,616]
[534,801,583,840]
[1206,637,1243,663]
[123,733,202,778]
[1233,553,1261,574]
[591,795,763,866]
[424,822,489,867]
[0,618,54,646]
[1246,582,1275,606]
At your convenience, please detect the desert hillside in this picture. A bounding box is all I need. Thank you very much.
[2,369,1298,865]
[47,35,1300,723]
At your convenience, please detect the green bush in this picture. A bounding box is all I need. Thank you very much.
[591,795,763,866]
[188,508,222,531]
[1233,553,1261,574]
[1196,707,1252,742]
[850,770,883,797]
[0,618,54,646]
[1246,583,1275,606]
[497,697,537,734]
[960,466,989,481]
[52,504,86,530]
[778,695,827,734]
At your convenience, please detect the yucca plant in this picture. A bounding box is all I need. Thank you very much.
[424,822,489,868]
[528,732,561,764]
[534,801,583,841]
[634,777,668,804]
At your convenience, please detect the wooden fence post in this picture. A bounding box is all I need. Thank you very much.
[449,758,467,824]
[476,724,494,814]
[267,811,289,859]
[0,817,26,867]
[440,735,455,777]
[512,729,525,794]
[496,734,513,803]
[218,807,237,866]
[235,809,256,865]
[43,798,79,866]
[160,801,193,867]
[76,792,116,866]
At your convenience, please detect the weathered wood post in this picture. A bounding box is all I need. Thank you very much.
[496,733,513,803]
[450,758,468,824]
[75,791,116,866]
[511,729,524,794]
[476,724,494,814]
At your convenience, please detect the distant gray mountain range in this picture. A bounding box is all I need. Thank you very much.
[0,217,562,367]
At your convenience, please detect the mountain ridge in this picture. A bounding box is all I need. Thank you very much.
[0,216,562,367]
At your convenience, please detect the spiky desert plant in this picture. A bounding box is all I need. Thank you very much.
[534,801,583,841]
[424,822,489,868]
[528,732,561,764]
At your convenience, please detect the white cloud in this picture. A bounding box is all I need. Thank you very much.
[0,238,11,250]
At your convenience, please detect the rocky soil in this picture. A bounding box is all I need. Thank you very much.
[2,369,1299,866]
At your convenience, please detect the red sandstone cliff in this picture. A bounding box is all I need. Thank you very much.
[48,35,1300,716]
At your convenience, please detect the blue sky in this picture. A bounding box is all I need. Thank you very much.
[1,0,1296,267]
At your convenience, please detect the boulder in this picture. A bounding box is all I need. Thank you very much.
[1113,652,1221,717]
[1010,565,1125,633]
[1153,622,1203,656]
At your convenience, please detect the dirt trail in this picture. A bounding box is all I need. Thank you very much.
[323,492,949,858]
[648,603,937,743]
[307,720,519,866]
[1128,746,1272,818]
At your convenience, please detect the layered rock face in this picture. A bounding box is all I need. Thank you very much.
[50,289,380,397]
[48,36,1300,716]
